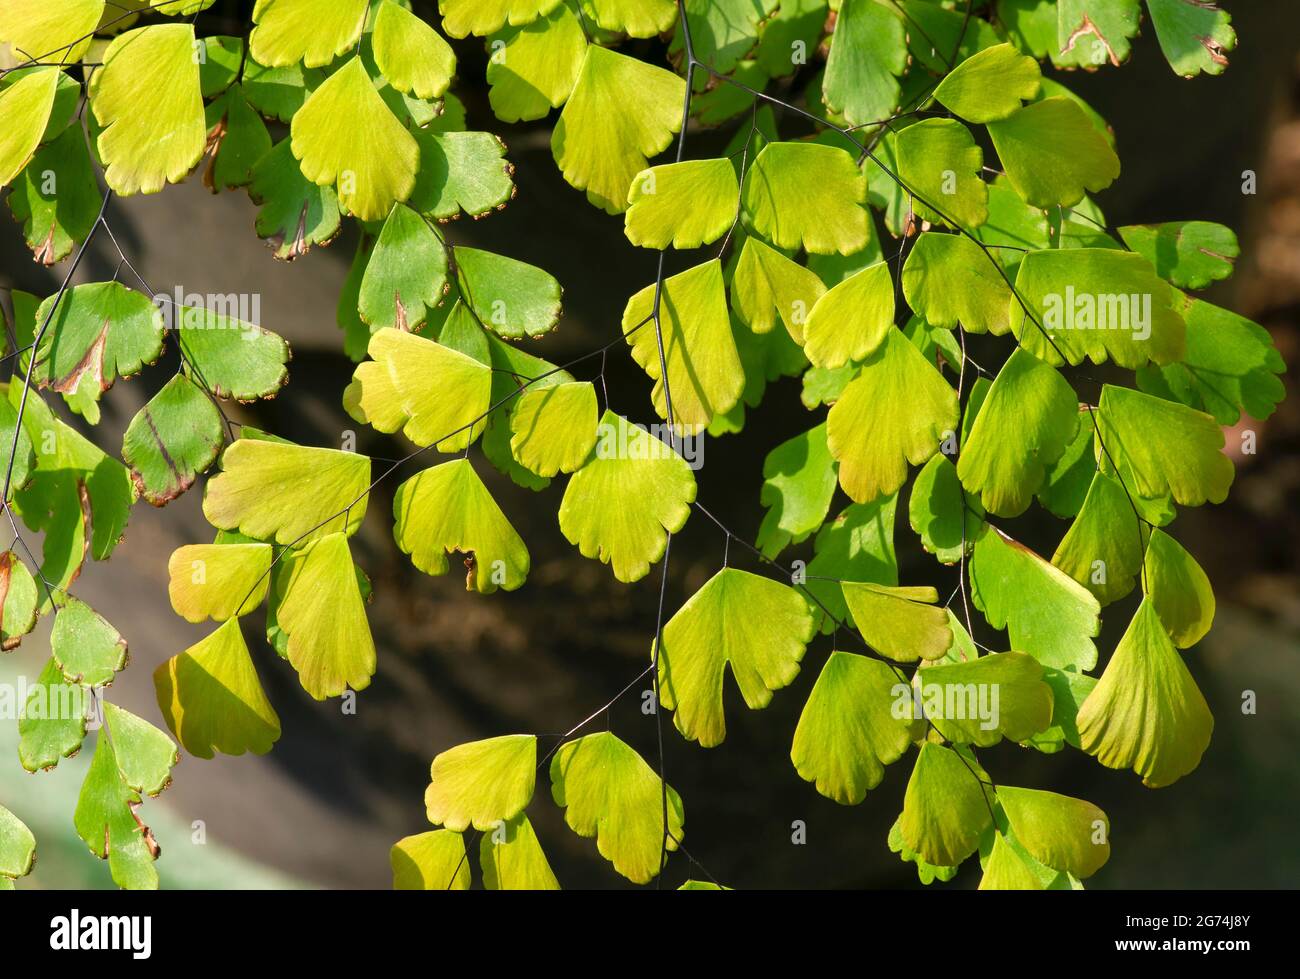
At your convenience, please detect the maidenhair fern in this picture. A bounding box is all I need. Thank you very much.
[0,0,1282,892]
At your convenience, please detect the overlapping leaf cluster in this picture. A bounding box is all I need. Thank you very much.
[0,0,1279,891]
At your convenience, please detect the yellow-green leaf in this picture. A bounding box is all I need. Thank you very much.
[391,830,470,889]
[1144,528,1214,648]
[509,381,598,477]
[997,785,1110,878]
[167,542,271,622]
[250,0,368,68]
[625,158,738,249]
[742,141,869,255]
[425,734,537,832]
[374,0,456,100]
[480,813,560,889]
[841,581,952,663]
[901,743,992,867]
[803,261,893,369]
[0,68,60,189]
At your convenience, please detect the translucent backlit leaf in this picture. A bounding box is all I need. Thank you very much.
[358,204,448,332]
[1117,221,1238,291]
[988,98,1121,208]
[901,232,1012,335]
[167,542,272,622]
[1050,471,1145,605]
[997,786,1110,878]
[933,43,1041,123]
[822,0,906,128]
[756,422,837,558]
[481,813,561,890]
[842,581,952,663]
[272,532,376,699]
[827,327,958,503]
[204,438,371,545]
[154,617,281,759]
[625,159,738,249]
[901,743,993,867]
[558,411,696,583]
[92,24,206,195]
[915,653,1053,746]
[486,4,586,123]
[909,454,984,565]
[742,141,869,255]
[0,68,60,189]
[958,348,1080,517]
[623,260,743,431]
[552,45,684,213]
[391,830,470,889]
[971,527,1101,671]
[803,262,893,369]
[657,568,814,747]
[791,651,916,805]
[392,458,530,593]
[454,246,561,339]
[509,381,598,477]
[895,118,987,230]
[250,0,367,67]
[550,732,683,884]
[1144,528,1214,648]
[290,56,419,221]
[374,0,456,100]
[51,597,126,686]
[0,0,105,65]
[425,734,537,831]
[1076,598,1213,787]
[729,237,825,341]
[441,0,561,37]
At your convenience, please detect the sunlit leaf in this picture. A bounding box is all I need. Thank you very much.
[167,542,271,622]
[481,813,561,889]
[391,830,470,889]
[988,98,1120,208]
[900,743,992,867]
[1144,528,1214,648]
[842,581,952,663]
[803,262,893,369]
[729,237,825,342]
[625,159,738,249]
[487,4,586,123]
[742,141,869,255]
[756,422,837,558]
[901,232,1012,335]
[425,734,537,832]
[510,381,598,477]
[0,0,105,65]
[822,0,906,128]
[1147,0,1235,77]
[933,43,1041,123]
[916,652,1053,746]
[374,0,456,100]
[121,374,224,506]
[250,0,367,67]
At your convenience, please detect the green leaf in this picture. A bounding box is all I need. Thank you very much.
[0,551,39,649]
[103,701,177,796]
[346,327,492,452]
[623,259,743,431]
[558,411,696,583]
[827,326,958,504]
[155,613,282,759]
[791,651,917,805]
[657,568,814,747]
[889,814,958,885]
[509,381,598,477]
[482,332,573,489]
[0,390,36,495]
[454,246,562,339]
[392,458,530,593]
[121,374,224,506]
[805,496,898,632]
[1146,0,1235,77]
[971,527,1101,671]
[933,43,1041,123]
[242,57,321,123]
[730,237,825,342]
[290,56,418,221]
[998,786,1110,878]
[957,347,1080,517]
[1097,384,1234,506]
[1056,0,1140,68]
[916,652,1053,745]
[988,98,1121,208]
[822,0,906,128]
[249,139,342,261]
[1009,249,1186,368]
[756,422,837,558]
[1144,528,1214,648]
[204,438,371,545]
[550,731,683,884]
[250,0,367,67]
[1117,221,1238,290]
[9,386,135,592]
[672,0,776,74]
[899,0,1001,72]
[391,830,470,889]
[0,68,60,189]
[52,597,127,686]
[909,454,983,565]
[1077,597,1213,787]
[487,4,586,123]
[552,44,684,213]
[481,813,561,889]
[1050,471,1145,605]
[0,0,105,65]
[34,281,165,424]
[272,532,376,699]
[167,542,271,622]
[92,24,205,195]
[374,0,456,100]
[1136,294,1285,425]
[742,141,869,255]
[409,130,515,221]
[895,119,988,231]
[755,0,825,79]
[440,0,561,37]
[842,582,952,663]
[901,743,992,867]
[581,0,676,36]
[358,204,448,332]
[0,804,35,885]
[1024,666,1097,754]
[625,159,738,249]
[174,304,291,402]
[18,657,88,772]
[425,734,537,832]
[202,85,272,192]
[902,231,1012,335]
[979,832,1044,890]
[7,124,101,265]
[803,262,893,369]
[1036,415,1095,518]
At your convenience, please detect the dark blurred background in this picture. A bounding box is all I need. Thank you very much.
[2,3,1298,889]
